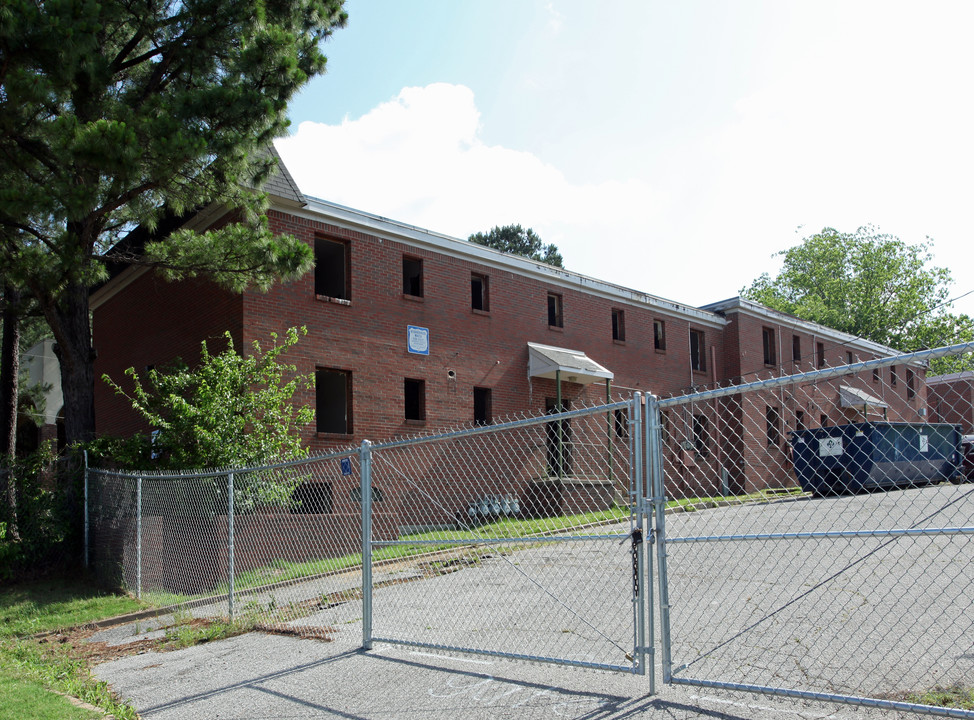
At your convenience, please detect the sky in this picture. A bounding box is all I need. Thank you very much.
[275,0,974,317]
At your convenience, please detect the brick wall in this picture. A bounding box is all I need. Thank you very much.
[929,376,974,434]
[255,210,725,454]
[94,270,242,437]
[92,204,935,504]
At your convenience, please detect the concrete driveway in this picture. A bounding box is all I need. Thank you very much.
[95,630,906,719]
[93,483,974,719]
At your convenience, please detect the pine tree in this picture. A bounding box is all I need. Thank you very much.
[0,0,347,446]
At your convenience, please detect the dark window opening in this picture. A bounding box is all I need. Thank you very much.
[690,329,706,372]
[766,405,781,448]
[314,238,349,300]
[547,292,563,327]
[471,273,489,311]
[350,486,384,502]
[820,414,829,427]
[474,387,492,426]
[404,378,426,421]
[614,409,629,439]
[792,335,801,363]
[654,319,666,351]
[796,410,806,432]
[762,327,777,365]
[316,369,351,434]
[907,369,916,399]
[873,368,880,383]
[403,256,423,297]
[693,414,710,456]
[891,367,898,386]
[545,398,573,476]
[846,351,854,365]
[290,481,333,514]
[612,308,626,341]
[816,342,825,368]
[56,410,66,452]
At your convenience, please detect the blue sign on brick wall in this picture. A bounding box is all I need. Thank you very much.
[407,325,430,355]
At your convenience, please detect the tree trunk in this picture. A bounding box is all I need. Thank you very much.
[47,281,97,447]
[0,285,21,542]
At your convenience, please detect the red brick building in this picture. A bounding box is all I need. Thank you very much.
[90,157,929,496]
[928,371,974,434]
[698,298,927,493]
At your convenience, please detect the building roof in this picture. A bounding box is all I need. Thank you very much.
[277,193,727,329]
[261,145,306,208]
[702,296,906,358]
[926,370,974,385]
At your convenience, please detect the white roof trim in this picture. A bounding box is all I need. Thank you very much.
[527,342,614,384]
[285,196,726,328]
[927,370,974,385]
[702,296,907,358]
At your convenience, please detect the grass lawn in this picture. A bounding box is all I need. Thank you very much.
[0,575,269,720]
[0,666,102,720]
[0,577,146,720]
[224,489,806,594]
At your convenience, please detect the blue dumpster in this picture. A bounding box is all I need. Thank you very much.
[790,422,962,496]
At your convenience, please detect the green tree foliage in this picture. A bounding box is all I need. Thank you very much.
[469,224,564,267]
[0,0,347,446]
[743,227,974,374]
[0,441,69,581]
[98,328,314,471]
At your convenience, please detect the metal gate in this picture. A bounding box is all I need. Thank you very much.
[85,399,651,673]
[652,344,974,718]
[360,399,651,676]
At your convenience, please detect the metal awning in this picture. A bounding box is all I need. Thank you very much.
[527,342,614,385]
[839,385,889,410]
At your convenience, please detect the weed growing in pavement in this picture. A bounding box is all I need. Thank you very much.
[904,684,974,711]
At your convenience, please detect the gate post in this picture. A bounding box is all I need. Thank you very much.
[360,441,373,650]
[136,475,142,600]
[228,472,235,622]
[632,393,652,689]
[83,451,89,569]
[646,395,673,684]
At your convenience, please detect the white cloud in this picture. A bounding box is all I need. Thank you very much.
[276,83,665,289]
[544,2,565,33]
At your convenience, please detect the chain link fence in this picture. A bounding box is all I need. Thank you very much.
[365,399,644,672]
[653,343,974,717]
[86,341,974,716]
[86,398,647,668]
[87,448,365,639]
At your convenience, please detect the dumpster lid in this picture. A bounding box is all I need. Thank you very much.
[839,385,889,410]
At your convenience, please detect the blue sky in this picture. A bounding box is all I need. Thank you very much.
[276,0,974,319]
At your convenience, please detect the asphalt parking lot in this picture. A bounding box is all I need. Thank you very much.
[93,483,974,719]
[95,630,909,720]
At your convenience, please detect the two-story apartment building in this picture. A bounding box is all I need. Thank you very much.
[90,155,928,500]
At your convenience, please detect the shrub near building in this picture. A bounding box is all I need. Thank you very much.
[94,327,314,473]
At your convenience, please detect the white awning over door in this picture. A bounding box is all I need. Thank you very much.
[527,342,614,385]
[839,385,889,411]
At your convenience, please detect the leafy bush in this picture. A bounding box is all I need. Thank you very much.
[97,327,314,471]
[0,444,81,583]
[91,327,315,513]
